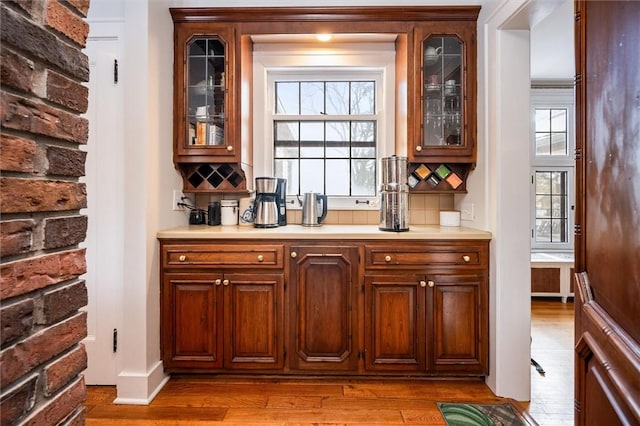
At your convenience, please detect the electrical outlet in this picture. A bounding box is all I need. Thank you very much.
[460,203,475,221]
[172,190,185,211]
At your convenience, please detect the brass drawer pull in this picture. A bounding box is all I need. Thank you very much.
[385,255,392,263]
[291,251,297,258]
[420,280,427,288]
[223,279,230,286]
[215,279,222,286]
[462,255,471,263]
[226,145,233,152]
[257,255,264,262]
[428,280,435,288]
[179,255,186,262]
[415,145,423,152]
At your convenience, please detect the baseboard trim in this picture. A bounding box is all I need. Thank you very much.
[114,360,168,405]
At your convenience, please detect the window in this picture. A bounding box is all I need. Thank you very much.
[273,80,377,197]
[252,39,396,209]
[530,88,575,251]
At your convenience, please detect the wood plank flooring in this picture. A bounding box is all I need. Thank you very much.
[86,299,573,425]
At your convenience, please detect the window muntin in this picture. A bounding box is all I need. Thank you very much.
[273,80,377,197]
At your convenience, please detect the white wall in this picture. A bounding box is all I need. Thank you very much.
[530,0,574,81]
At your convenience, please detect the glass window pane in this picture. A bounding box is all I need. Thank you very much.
[551,219,566,242]
[300,82,324,115]
[275,121,299,141]
[352,121,375,142]
[326,141,349,158]
[535,172,551,194]
[325,159,350,196]
[352,140,375,158]
[325,82,349,115]
[275,159,299,196]
[536,195,551,218]
[352,159,376,196]
[276,82,299,114]
[535,109,551,132]
[300,122,324,141]
[326,121,349,141]
[551,133,567,156]
[350,81,375,114]
[208,39,225,56]
[274,141,298,158]
[300,159,324,193]
[551,171,567,195]
[300,140,324,158]
[551,195,565,218]
[535,133,550,155]
[189,39,207,56]
[551,109,567,131]
[536,219,551,242]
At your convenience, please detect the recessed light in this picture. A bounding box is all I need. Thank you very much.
[316,33,332,42]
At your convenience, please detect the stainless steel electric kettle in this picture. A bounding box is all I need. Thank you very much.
[301,192,327,226]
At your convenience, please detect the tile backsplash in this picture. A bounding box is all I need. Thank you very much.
[195,193,453,226]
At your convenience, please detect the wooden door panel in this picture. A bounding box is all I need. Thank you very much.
[575,1,640,424]
[365,275,425,371]
[163,274,222,369]
[290,246,359,371]
[429,274,486,373]
[224,273,284,369]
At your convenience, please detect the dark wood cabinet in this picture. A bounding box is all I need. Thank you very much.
[162,273,222,369]
[160,238,488,377]
[160,243,285,372]
[288,245,360,372]
[364,274,425,371]
[429,273,486,374]
[364,242,488,375]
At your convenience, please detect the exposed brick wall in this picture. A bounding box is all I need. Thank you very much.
[1,0,90,424]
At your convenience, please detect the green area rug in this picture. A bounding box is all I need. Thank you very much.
[438,402,530,426]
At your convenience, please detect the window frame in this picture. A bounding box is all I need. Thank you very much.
[252,41,396,210]
[530,88,575,252]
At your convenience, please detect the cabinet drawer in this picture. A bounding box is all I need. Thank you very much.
[163,244,284,268]
[365,245,484,268]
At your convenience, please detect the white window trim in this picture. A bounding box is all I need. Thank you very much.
[530,88,575,252]
[253,42,396,210]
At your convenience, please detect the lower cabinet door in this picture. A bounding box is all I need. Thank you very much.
[223,273,284,369]
[429,274,488,374]
[364,274,426,371]
[162,273,223,370]
[289,245,360,371]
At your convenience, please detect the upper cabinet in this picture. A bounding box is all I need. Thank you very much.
[173,24,238,163]
[407,22,477,193]
[411,22,477,164]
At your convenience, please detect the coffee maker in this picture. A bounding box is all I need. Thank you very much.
[254,177,287,228]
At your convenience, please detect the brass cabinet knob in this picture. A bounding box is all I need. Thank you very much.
[416,145,423,152]
[420,280,427,288]
[215,279,222,286]
[257,255,264,262]
[226,145,233,152]
[222,279,229,286]
[385,255,392,263]
[291,251,297,258]
[427,280,435,288]
[462,255,471,263]
[178,255,186,262]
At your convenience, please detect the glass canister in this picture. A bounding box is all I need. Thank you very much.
[220,200,238,225]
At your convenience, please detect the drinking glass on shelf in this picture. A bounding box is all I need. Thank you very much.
[425,115,443,145]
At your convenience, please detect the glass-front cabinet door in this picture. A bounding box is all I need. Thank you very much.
[412,23,476,163]
[174,25,237,162]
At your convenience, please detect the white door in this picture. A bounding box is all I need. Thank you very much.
[81,23,124,385]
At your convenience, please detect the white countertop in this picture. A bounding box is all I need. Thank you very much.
[157,224,492,240]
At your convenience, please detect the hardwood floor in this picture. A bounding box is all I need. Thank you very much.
[525,298,575,426]
[85,299,573,425]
